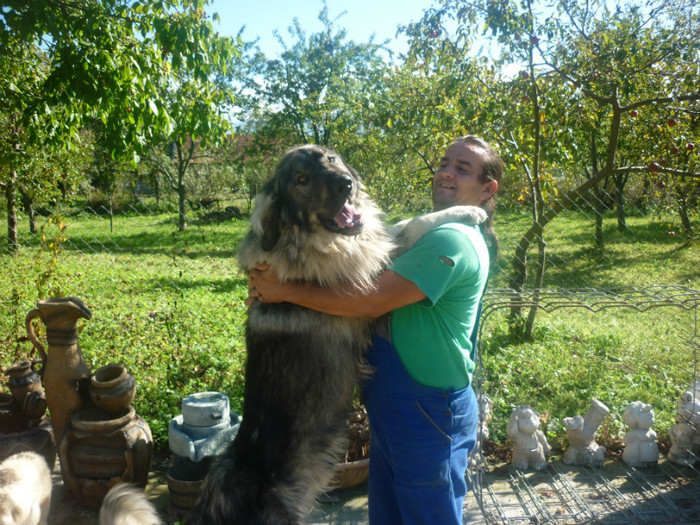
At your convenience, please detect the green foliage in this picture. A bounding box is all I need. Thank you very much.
[1,0,240,159]
[238,4,390,147]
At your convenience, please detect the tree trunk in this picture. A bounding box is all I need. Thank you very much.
[509,168,613,295]
[5,171,19,251]
[594,188,605,252]
[178,166,187,231]
[524,237,547,340]
[509,89,624,317]
[20,190,36,235]
[678,197,693,239]
[614,177,627,231]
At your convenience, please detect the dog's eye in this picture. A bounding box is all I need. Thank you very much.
[327,156,336,163]
[296,175,308,185]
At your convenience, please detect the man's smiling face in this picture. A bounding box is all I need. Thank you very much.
[432,142,495,211]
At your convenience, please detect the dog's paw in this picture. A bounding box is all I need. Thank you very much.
[390,205,488,257]
[441,205,488,225]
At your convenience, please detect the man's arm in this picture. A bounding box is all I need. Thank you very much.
[249,266,427,318]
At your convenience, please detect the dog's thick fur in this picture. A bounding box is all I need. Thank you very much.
[0,451,51,525]
[98,483,162,525]
[189,144,394,524]
[189,144,487,524]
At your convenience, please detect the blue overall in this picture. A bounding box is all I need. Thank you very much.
[363,334,479,525]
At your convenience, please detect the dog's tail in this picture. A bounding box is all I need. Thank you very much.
[99,483,162,525]
[188,457,296,525]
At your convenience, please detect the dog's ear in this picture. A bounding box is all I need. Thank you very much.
[260,204,282,251]
[253,174,284,251]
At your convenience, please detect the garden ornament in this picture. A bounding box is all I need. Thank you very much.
[621,401,659,467]
[507,405,551,471]
[562,398,609,468]
[668,421,697,465]
[25,296,92,446]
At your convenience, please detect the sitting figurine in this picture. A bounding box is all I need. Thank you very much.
[668,420,696,465]
[562,398,609,468]
[507,405,551,471]
[676,382,700,461]
[468,393,493,469]
[677,381,700,426]
[621,401,659,467]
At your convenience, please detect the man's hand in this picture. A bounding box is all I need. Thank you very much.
[246,263,285,306]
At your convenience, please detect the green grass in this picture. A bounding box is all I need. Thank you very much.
[0,206,698,454]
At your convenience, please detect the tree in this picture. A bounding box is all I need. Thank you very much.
[0,39,77,249]
[1,0,241,234]
[411,0,700,337]
[239,4,389,151]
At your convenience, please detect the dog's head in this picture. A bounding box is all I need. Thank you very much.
[258,145,365,251]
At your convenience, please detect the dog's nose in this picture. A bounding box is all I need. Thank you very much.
[333,174,353,197]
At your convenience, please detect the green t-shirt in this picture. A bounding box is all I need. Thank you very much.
[388,223,490,390]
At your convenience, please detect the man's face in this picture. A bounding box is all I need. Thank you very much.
[432,142,496,211]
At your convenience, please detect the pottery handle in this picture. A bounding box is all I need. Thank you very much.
[25,309,47,363]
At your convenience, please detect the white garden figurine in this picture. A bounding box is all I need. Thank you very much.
[621,401,659,467]
[562,398,609,468]
[507,405,551,471]
[674,381,700,462]
[668,421,696,465]
[468,393,494,469]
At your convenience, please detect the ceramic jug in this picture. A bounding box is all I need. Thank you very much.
[25,297,93,445]
[5,359,43,405]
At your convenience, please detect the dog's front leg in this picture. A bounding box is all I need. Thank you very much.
[390,205,487,257]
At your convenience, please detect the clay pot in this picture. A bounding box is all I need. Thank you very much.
[59,406,153,504]
[5,360,43,406]
[90,364,136,414]
[0,392,15,412]
[167,456,211,518]
[0,393,22,432]
[332,458,369,489]
[0,416,57,470]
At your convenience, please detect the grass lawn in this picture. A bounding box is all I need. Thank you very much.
[1,206,698,454]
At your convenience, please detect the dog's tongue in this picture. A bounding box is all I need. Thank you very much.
[334,204,362,228]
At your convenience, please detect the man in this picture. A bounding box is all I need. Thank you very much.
[249,135,502,524]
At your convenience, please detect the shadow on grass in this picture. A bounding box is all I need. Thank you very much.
[60,223,249,260]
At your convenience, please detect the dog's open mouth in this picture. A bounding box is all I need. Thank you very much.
[320,203,363,234]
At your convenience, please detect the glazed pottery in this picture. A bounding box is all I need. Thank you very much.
[90,364,136,414]
[25,296,93,445]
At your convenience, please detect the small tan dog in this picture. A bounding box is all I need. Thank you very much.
[0,451,52,525]
[99,483,162,525]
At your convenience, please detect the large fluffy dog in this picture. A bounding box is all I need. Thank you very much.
[190,144,486,524]
[190,144,394,524]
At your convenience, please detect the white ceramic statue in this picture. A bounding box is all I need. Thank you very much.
[507,405,551,471]
[677,380,700,427]
[675,380,700,460]
[621,401,659,467]
[562,398,609,468]
[668,421,696,465]
[468,393,494,469]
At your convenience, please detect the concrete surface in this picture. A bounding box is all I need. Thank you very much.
[46,458,489,524]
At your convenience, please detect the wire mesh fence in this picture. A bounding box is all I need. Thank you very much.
[470,287,700,524]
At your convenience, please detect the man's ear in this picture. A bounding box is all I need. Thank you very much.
[480,180,499,201]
